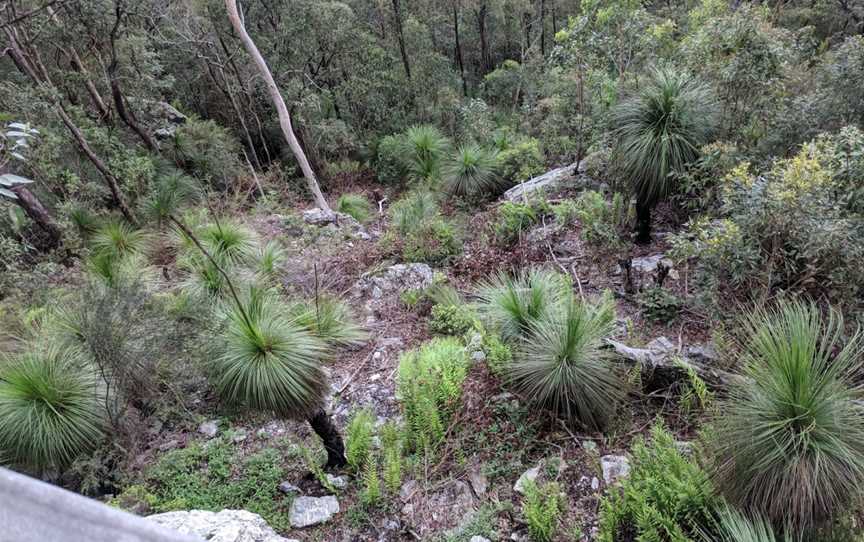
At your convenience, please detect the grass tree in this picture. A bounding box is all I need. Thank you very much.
[612,67,716,243]
[215,287,346,467]
[712,301,864,532]
[442,144,501,198]
[401,125,450,182]
[0,348,105,474]
[476,268,571,342]
[510,293,622,430]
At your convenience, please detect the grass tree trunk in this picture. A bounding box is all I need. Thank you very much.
[224,0,332,214]
[308,408,347,468]
[635,201,652,245]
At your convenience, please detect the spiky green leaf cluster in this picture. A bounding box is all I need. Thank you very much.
[0,348,105,472]
[337,193,372,222]
[287,295,368,349]
[213,287,328,419]
[442,144,501,197]
[712,301,864,532]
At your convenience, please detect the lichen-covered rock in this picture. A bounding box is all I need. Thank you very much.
[302,208,371,240]
[601,455,631,485]
[503,163,586,201]
[148,509,297,542]
[288,495,340,528]
[356,263,434,300]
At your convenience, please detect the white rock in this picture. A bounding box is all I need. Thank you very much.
[325,473,348,489]
[581,440,599,454]
[288,496,339,528]
[278,481,301,494]
[591,477,600,490]
[400,480,419,503]
[149,509,296,542]
[471,537,492,542]
[469,469,488,496]
[198,420,219,438]
[601,455,631,486]
[513,466,540,494]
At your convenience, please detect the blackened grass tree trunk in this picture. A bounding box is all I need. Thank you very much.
[225,0,332,213]
[309,408,347,468]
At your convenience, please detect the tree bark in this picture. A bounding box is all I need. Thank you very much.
[10,185,62,249]
[225,0,332,213]
[539,0,546,56]
[391,0,412,80]
[453,1,467,96]
[110,78,159,152]
[475,3,491,73]
[308,408,347,469]
[635,200,651,244]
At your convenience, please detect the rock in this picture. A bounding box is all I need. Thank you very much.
[302,209,371,240]
[278,481,301,495]
[198,420,219,438]
[647,336,676,354]
[513,466,540,494]
[325,474,348,489]
[357,264,434,300]
[601,455,631,486]
[468,469,488,496]
[686,344,720,364]
[503,162,586,201]
[302,208,338,225]
[231,431,247,444]
[471,537,492,542]
[471,350,487,363]
[288,496,340,528]
[631,254,667,274]
[591,477,600,490]
[675,441,694,456]
[400,480,419,503]
[149,509,296,542]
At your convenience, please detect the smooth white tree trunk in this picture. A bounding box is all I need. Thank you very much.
[225,0,332,213]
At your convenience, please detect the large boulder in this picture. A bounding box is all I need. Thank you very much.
[288,496,340,528]
[148,509,297,542]
[355,263,434,300]
[503,162,589,201]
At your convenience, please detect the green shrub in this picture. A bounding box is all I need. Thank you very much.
[397,338,468,454]
[255,241,286,283]
[598,425,720,542]
[429,303,477,336]
[401,125,450,183]
[168,117,242,188]
[522,480,564,542]
[711,301,864,532]
[497,137,545,186]
[511,293,622,430]
[0,347,105,473]
[637,286,682,323]
[337,193,372,222]
[575,190,632,248]
[390,191,440,236]
[476,268,570,342]
[402,217,461,265]
[493,201,539,245]
[345,408,375,472]
[361,453,381,506]
[375,134,408,185]
[482,332,513,376]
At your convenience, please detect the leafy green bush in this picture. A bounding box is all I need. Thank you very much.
[390,191,440,236]
[522,479,565,542]
[375,134,408,185]
[511,293,622,430]
[346,408,375,472]
[429,303,477,336]
[493,201,539,245]
[637,286,682,323]
[381,421,403,493]
[168,117,242,188]
[497,137,544,186]
[476,268,570,342]
[0,347,105,473]
[361,453,381,506]
[569,190,632,248]
[598,425,720,542]
[482,332,513,376]
[397,338,468,454]
[711,301,864,532]
[337,193,372,222]
[402,217,462,265]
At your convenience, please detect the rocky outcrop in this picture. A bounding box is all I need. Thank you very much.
[302,208,371,240]
[355,263,434,300]
[503,162,590,201]
[148,509,297,542]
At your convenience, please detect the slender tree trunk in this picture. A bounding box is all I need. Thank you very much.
[476,3,491,73]
[308,408,347,469]
[539,0,547,56]
[635,201,652,244]
[10,185,62,249]
[453,1,467,96]
[110,77,159,152]
[225,0,331,213]
[391,0,412,80]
